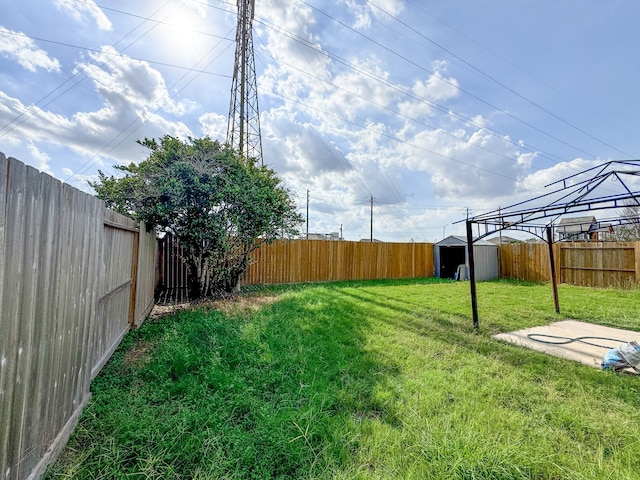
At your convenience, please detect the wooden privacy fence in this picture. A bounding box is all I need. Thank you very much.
[154,237,434,295]
[0,154,157,480]
[498,242,551,283]
[558,242,640,288]
[499,241,640,288]
[243,239,434,285]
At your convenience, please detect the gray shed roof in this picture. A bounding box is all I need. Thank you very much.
[435,235,496,247]
[487,235,520,245]
[557,216,596,234]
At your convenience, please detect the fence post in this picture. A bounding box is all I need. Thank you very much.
[635,241,640,286]
[128,227,140,328]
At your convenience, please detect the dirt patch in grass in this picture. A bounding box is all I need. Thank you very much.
[121,340,156,371]
[212,295,278,314]
[149,295,278,319]
[149,302,193,319]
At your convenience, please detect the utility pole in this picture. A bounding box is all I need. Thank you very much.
[306,189,309,239]
[340,223,343,240]
[227,0,263,165]
[370,195,374,242]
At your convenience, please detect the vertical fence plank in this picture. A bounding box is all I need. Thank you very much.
[636,242,640,286]
[12,165,44,479]
[134,224,158,326]
[128,231,140,327]
[0,157,27,480]
[0,153,9,479]
[23,171,58,477]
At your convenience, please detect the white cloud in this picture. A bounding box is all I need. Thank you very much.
[61,167,99,193]
[398,62,459,121]
[328,58,400,121]
[180,0,208,18]
[199,112,227,141]
[338,0,405,29]
[25,141,53,175]
[369,0,404,18]
[516,158,600,194]
[54,0,112,31]
[76,46,186,115]
[0,47,194,170]
[0,27,60,72]
[397,127,533,200]
[343,0,372,29]
[0,91,76,137]
[262,107,354,176]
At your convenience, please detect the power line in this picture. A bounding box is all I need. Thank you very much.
[64,28,236,184]
[253,14,576,169]
[365,0,633,159]
[253,70,520,183]
[253,33,374,203]
[255,41,530,169]
[0,31,232,78]
[0,0,235,140]
[297,0,609,161]
[0,0,176,138]
[404,0,639,157]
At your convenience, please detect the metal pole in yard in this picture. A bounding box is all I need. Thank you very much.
[306,189,309,239]
[546,226,560,313]
[466,220,479,331]
[370,196,374,242]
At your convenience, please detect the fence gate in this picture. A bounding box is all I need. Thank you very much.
[91,211,138,379]
[156,233,191,304]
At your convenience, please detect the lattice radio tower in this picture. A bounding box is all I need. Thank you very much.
[226,0,263,165]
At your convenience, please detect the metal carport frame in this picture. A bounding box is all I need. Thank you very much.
[457,160,640,330]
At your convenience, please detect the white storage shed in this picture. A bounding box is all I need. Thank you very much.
[434,235,498,281]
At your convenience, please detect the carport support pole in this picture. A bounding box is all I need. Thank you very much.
[466,220,479,331]
[546,226,560,313]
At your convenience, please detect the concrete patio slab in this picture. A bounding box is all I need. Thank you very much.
[494,320,640,371]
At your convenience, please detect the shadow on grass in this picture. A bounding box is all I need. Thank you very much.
[46,286,401,479]
[333,284,640,409]
[47,280,640,479]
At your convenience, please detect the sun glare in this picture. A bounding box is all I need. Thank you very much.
[159,5,208,62]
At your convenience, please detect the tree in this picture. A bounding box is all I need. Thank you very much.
[91,136,303,299]
[612,202,640,241]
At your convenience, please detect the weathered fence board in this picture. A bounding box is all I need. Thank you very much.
[0,154,157,480]
[91,210,136,380]
[134,224,158,326]
[1,156,27,479]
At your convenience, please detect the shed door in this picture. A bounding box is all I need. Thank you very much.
[440,246,466,279]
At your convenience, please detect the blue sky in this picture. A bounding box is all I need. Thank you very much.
[1,0,639,241]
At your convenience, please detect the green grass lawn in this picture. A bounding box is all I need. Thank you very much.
[46,279,640,479]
